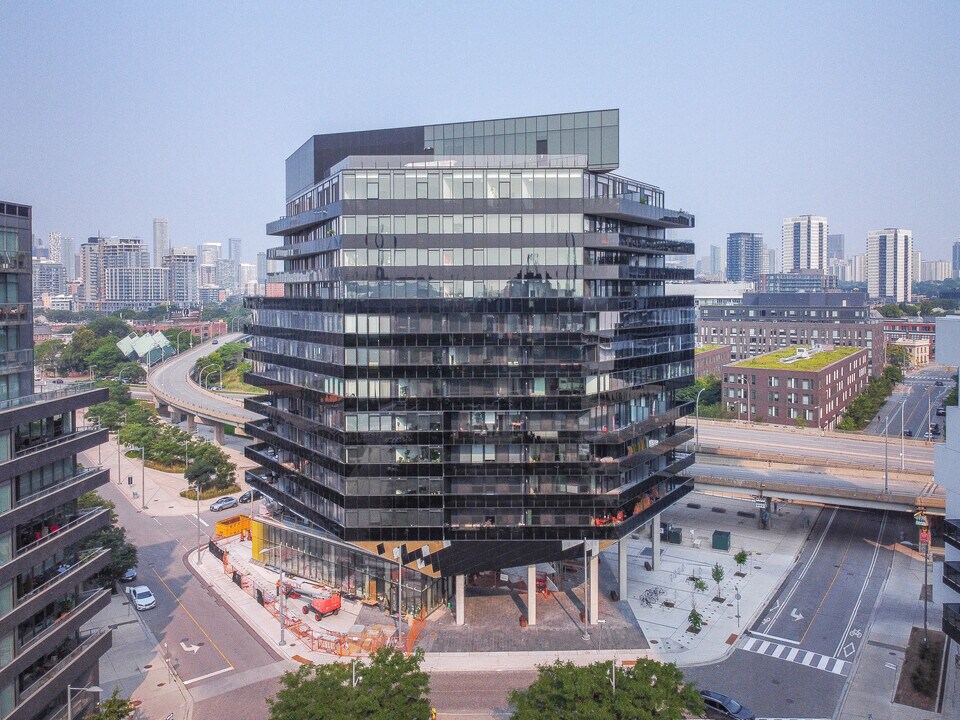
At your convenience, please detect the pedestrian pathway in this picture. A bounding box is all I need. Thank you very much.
[741,636,850,676]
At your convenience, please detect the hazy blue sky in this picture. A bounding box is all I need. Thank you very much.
[1,2,958,265]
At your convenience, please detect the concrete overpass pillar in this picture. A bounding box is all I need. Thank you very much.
[618,537,628,601]
[455,574,465,625]
[213,423,226,445]
[526,565,537,626]
[185,415,196,433]
[651,514,661,570]
[588,551,599,624]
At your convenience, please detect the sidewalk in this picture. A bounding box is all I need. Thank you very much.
[837,547,953,720]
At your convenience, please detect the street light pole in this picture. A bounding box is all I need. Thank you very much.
[884,415,890,494]
[900,399,906,471]
[258,545,286,646]
[139,446,146,511]
[67,685,102,720]
[117,412,126,485]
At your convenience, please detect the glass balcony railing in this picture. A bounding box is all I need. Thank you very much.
[944,519,960,551]
[944,603,960,645]
[0,381,98,413]
[944,561,960,594]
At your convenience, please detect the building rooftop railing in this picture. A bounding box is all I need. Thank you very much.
[331,153,590,174]
[0,381,97,413]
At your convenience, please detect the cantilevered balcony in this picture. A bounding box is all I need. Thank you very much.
[5,626,112,720]
[1,468,109,528]
[4,507,111,580]
[944,603,960,645]
[944,561,960,595]
[944,519,960,551]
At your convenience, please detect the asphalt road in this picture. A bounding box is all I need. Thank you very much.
[864,365,954,439]
[685,507,907,719]
[96,479,287,719]
[148,333,259,424]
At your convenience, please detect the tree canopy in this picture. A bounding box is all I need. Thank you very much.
[267,648,432,720]
[677,375,721,406]
[77,492,138,585]
[508,658,703,720]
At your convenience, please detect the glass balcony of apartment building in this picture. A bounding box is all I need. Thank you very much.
[10,507,111,576]
[10,626,112,720]
[0,249,30,272]
[0,382,105,416]
[0,303,29,325]
[944,519,960,551]
[944,561,960,595]
[3,467,110,529]
[7,548,111,626]
[944,603,960,645]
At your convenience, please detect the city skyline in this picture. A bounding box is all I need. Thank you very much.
[1,3,957,262]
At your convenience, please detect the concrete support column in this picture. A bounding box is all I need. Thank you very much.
[618,537,628,601]
[213,423,226,445]
[527,565,537,626]
[455,574,465,626]
[588,552,599,624]
[185,415,196,433]
[651,514,662,570]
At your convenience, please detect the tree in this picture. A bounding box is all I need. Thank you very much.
[711,563,725,601]
[877,303,905,318]
[734,549,749,576]
[88,316,132,339]
[677,374,721,406]
[687,608,704,633]
[35,338,65,365]
[886,343,911,370]
[77,492,138,585]
[88,687,135,720]
[58,326,101,372]
[267,648,431,720]
[508,658,703,720]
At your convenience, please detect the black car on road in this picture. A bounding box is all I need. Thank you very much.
[700,690,755,719]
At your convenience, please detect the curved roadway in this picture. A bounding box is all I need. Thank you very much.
[148,333,260,426]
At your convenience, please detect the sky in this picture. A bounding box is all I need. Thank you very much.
[1,2,958,266]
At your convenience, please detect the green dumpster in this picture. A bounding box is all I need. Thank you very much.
[712,530,731,551]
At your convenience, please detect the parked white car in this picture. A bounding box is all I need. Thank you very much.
[126,585,156,611]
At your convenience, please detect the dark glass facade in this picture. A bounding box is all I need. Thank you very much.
[245,112,696,608]
[0,201,112,720]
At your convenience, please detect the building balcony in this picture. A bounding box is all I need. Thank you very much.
[5,626,112,720]
[945,519,960,551]
[5,507,111,580]
[1,467,110,529]
[583,197,695,229]
[267,206,342,237]
[7,548,111,628]
[944,561,960,595]
[0,383,107,426]
[944,604,960,646]
[0,303,29,325]
[0,250,30,272]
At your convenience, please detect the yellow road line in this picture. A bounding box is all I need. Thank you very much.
[151,567,234,668]
[799,518,859,645]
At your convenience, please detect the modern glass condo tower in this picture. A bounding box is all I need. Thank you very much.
[245,110,696,613]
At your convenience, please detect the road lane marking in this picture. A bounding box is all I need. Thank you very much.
[746,630,799,645]
[833,511,887,658]
[183,666,234,686]
[741,638,849,676]
[150,567,234,668]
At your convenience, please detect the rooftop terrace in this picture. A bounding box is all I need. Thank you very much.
[731,345,862,372]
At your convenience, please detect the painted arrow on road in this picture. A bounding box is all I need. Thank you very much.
[790,607,804,621]
[180,641,200,654]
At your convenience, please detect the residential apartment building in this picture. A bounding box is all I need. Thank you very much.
[698,292,884,377]
[758,269,837,293]
[228,237,242,263]
[163,247,198,306]
[921,260,952,282]
[725,232,762,282]
[152,218,169,266]
[31,261,65,300]
[934,316,960,647]
[721,345,869,429]
[782,215,828,273]
[0,200,112,720]
[867,228,913,302]
[694,344,730,379]
[952,241,960,280]
[102,267,169,311]
[244,110,697,617]
[827,233,844,261]
[79,236,148,308]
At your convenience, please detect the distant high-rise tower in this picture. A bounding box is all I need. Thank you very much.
[761,246,778,275]
[912,250,922,284]
[80,235,149,306]
[48,231,63,263]
[953,241,960,279]
[61,236,76,280]
[827,233,845,261]
[709,245,723,276]
[153,218,169,264]
[867,228,913,302]
[163,247,199,305]
[228,237,242,262]
[725,232,763,282]
[782,215,828,273]
[199,242,221,265]
[256,251,267,284]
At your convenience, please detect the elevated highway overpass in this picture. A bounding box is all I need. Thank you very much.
[147,333,260,442]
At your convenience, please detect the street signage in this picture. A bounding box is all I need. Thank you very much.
[914,509,928,527]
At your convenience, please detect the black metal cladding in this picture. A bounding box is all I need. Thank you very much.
[248,113,695,576]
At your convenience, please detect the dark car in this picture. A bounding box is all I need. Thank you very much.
[210,496,239,512]
[937,406,946,416]
[52,378,64,384]
[904,429,913,437]
[212,339,219,345]
[700,690,755,720]
[935,380,945,386]
[239,489,262,504]
[120,566,137,582]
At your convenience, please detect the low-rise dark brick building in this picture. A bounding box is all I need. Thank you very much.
[721,345,869,429]
[695,344,730,379]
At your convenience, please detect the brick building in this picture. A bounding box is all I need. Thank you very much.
[695,344,730,379]
[721,345,869,429]
[883,317,937,358]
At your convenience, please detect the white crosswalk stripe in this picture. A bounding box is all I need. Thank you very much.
[756,717,832,720]
[742,637,849,676]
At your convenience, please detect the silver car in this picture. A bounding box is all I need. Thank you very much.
[126,585,156,611]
